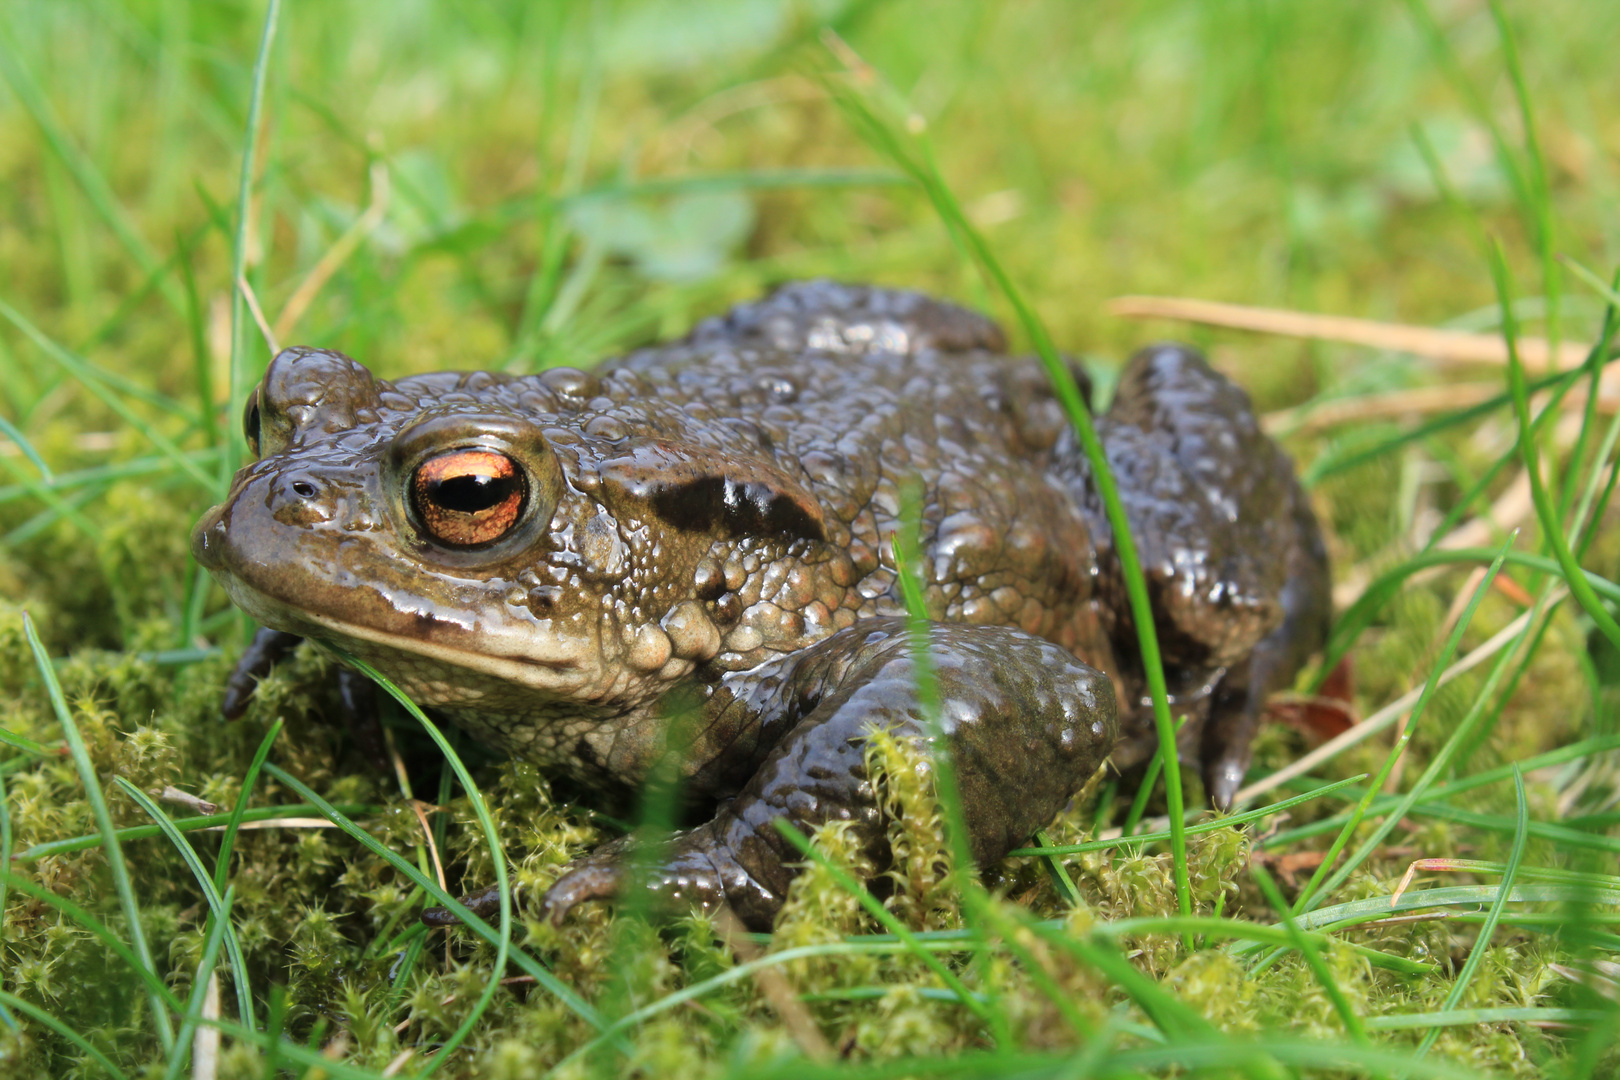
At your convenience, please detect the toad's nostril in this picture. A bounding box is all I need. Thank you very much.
[292,481,317,498]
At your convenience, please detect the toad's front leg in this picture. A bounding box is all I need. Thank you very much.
[538,618,1117,931]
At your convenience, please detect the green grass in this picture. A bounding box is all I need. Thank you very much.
[3,0,1620,1076]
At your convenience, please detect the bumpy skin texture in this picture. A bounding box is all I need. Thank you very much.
[192,281,1329,930]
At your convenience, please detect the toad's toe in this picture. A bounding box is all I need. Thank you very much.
[541,861,626,926]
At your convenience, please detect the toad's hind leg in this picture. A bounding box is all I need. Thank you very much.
[538,619,1118,931]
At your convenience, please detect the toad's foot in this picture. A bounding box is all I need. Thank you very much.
[220,626,390,772]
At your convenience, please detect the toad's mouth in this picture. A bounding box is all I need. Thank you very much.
[202,563,605,700]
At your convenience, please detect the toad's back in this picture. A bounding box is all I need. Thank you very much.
[596,282,1319,761]
[601,281,1115,671]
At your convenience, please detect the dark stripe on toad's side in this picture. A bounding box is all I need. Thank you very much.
[649,475,827,542]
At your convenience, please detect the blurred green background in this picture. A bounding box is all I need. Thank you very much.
[4,0,1616,389]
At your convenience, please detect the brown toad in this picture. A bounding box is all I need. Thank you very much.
[192,281,1329,929]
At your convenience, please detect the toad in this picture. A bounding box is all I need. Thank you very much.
[192,281,1329,929]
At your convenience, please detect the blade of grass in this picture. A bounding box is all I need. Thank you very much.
[1303,361,1600,486]
[1390,799,1620,853]
[10,800,377,861]
[890,480,1011,1042]
[1325,547,1620,681]
[0,452,222,507]
[0,726,64,758]
[1370,1007,1604,1031]
[1030,828,1080,907]
[225,0,282,489]
[77,222,211,357]
[511,19,601,370]
[115,778,255,1031]
[1382,861,1620,892]
[841,909,1434,975]
[1120,715,1189,837]
[1562,256,1620,311]
[1294,883,1620,934]
[1291,731,1413,914]
[1493,243,1620,648]
[1305,541,1518,908]
[1251,864,1368,1044]
[1315,310,1612,665]
[318,653,509,1076]
[1007,773,1366,857]
[0,988,130,1080]
[826,59,1192,932]
[0,455,103,542]
[1090,914,1433,976]
[1240,582,1543,809]
[1555,272,1618,523]
[1265,732,1620,848]
[213,718,283,894]
[176,227,219,450]
[385,926,429,1019]
[22,612,175,1052]
[0,413,51,482]
[1413,766,1532,1057]
[163,885,233,1080]
[1401,0,1534,235]
[1021,923,1234,1050]
[1488,1,1559,357]
[262,986,285,1078]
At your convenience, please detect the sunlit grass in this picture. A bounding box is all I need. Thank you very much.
[2,0,1620,1077]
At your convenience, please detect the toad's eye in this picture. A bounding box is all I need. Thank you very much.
[410,449,527,548]
[243,393,262,458]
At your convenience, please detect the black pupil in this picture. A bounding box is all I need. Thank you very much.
[243,397,261,448]
[427,473,518,514]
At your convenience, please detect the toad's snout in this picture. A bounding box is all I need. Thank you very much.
[190,504,229,572]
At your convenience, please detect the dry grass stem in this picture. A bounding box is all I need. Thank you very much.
[407,797,451,969]
[201,818,338,831]
[237,274,280,356]
[1110,295,1591,370]
[1264,384,1504,435]
[273,160,391,344]
[160,785,222,816]
[380,1049,415,1078]
[192,972,220,1080]
[1269,382,1620,439]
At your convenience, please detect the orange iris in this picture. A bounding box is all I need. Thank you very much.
[411,449,527,547]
